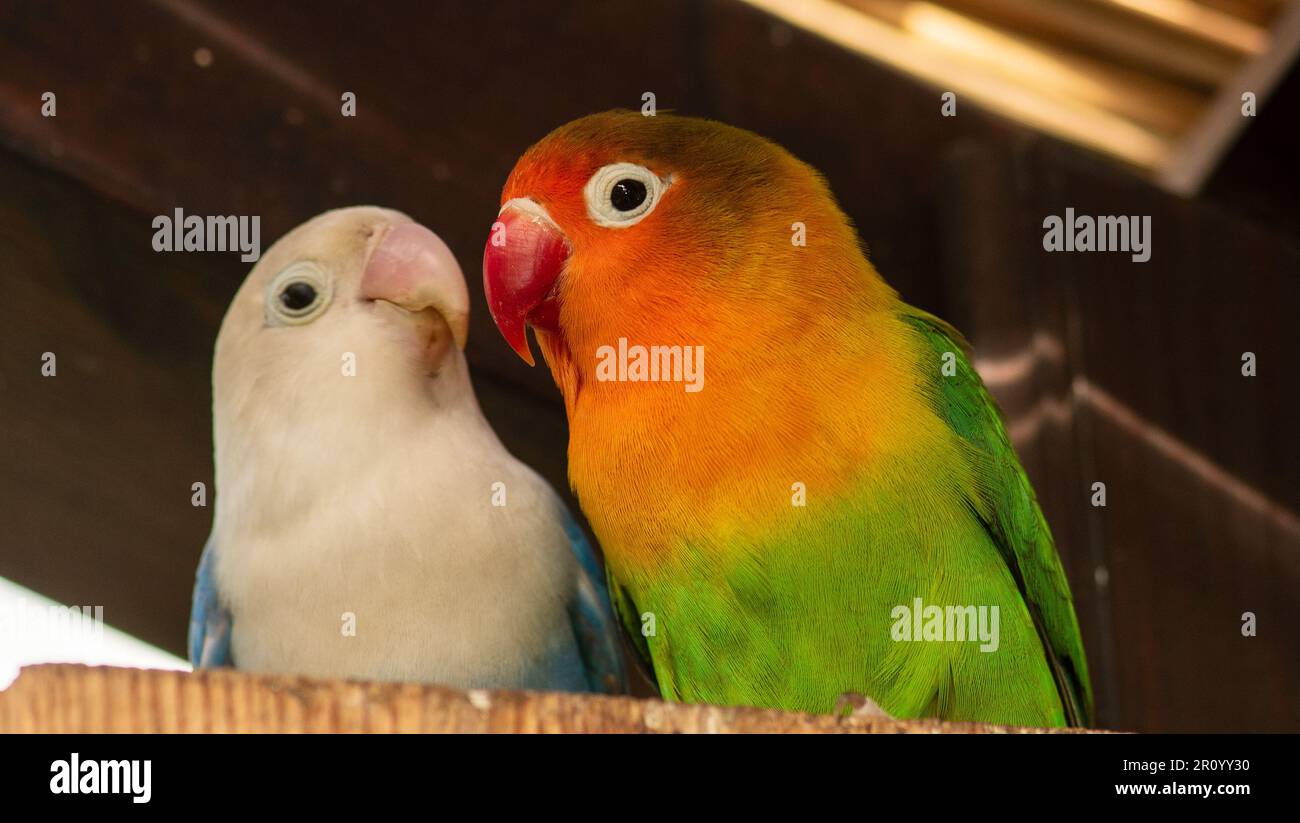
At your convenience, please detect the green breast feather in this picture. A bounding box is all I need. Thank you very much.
[605,309,1093,728]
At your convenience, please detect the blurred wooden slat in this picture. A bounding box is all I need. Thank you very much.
[1160,0,1300,193]
[806,0,1300,190]
[1192,0,1286,27]
[845,0,1204,136]
[745,0,1173,167]
[0,665,1100,733]
[938,0,1241,87]
[1089,0,1268,54]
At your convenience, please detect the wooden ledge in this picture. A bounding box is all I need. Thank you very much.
[0,664,1099,733]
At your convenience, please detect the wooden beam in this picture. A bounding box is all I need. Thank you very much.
[1159,0,1300,192]
[0,665,1104,732]
[743,0,1173,169]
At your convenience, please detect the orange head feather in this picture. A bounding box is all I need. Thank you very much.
[482,111,927,562]
[485,110,896,389]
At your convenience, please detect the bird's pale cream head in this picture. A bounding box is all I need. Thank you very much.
[213,207,474,496]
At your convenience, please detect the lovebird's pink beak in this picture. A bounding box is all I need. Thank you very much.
[482,198,570,366]
[362,221,469,350]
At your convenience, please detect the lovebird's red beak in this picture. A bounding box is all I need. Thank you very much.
[482,198,570,366]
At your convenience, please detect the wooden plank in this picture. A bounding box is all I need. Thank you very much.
[1159,0,1300,193]
[844,0,1205,137]
[0,664,1103,732]
[741,0,1173,169]
[940,0,1255,85]
[1088,0,1268,54]
[1192,0,1287,27]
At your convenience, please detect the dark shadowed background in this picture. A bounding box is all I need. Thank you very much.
[0,0,1296,732]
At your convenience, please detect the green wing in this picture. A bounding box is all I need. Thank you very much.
[903,309,1094,726]
[607,569,657,685]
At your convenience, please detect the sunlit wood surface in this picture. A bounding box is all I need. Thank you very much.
[746,0,1300,189]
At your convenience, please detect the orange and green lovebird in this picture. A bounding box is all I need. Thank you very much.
[481,111,1092,727]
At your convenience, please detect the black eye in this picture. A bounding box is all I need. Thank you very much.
[610,178,647,212]
[280,281,317,312]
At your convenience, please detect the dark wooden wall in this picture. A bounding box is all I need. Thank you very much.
[940,140,1300,732]
[0,0,1295,730]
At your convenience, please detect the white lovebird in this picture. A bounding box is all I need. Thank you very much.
[189,206,626,693]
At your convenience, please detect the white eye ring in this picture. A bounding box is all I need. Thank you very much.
[265,262,333,326]
[583,162,668,228]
